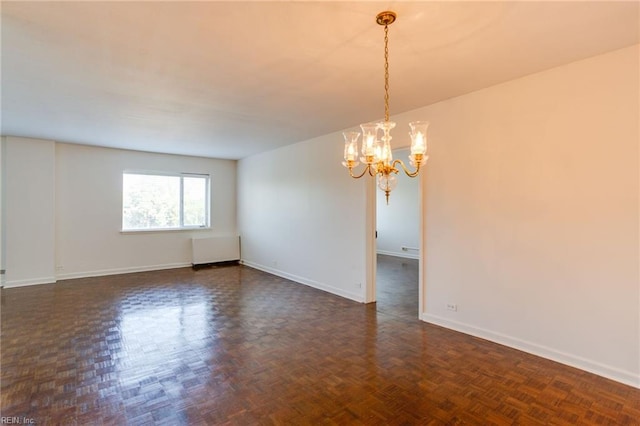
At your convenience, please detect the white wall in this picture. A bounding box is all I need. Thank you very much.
[1,140,236,285]
[238,134,369,302]
[55,143,237,279]
[408,45,638,387]
[0,137,5,286]
[376,148,420,259]
[4,137,57,286]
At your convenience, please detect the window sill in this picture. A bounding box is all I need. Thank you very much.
[120,227,212,235]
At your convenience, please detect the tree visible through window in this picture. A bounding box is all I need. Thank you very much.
[122,172,210,231]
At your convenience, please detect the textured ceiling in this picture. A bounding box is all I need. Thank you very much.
[2,1,639,159]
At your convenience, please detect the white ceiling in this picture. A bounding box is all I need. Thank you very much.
[2,1,639,160]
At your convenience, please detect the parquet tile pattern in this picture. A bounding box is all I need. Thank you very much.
[1,262,639,425]
[376,255,419,320]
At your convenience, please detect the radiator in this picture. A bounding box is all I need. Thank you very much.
[191,236,240,266]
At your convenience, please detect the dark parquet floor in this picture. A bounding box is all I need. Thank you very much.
[376,254,419,321]
[1,261,639,425]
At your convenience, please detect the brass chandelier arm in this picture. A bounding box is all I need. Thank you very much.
[348,165,373,179]
[392,159,422,178]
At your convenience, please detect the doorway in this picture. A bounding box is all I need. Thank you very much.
[372,148,422,319]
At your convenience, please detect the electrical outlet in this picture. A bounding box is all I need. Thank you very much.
[446,303,457,312]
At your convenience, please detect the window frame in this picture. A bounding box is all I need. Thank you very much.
[121,170,211,232]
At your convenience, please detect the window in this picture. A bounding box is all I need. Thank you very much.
[122,171,210,231]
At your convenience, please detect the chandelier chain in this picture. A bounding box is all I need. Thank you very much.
[383,24,390,123]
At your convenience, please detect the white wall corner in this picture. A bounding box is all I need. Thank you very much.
[241,259,364,303]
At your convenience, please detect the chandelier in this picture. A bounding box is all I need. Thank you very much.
[342,11,429,204]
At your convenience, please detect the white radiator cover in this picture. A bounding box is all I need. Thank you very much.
[191,236,240,265]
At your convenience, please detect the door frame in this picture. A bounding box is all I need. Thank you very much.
[364,166,426,319]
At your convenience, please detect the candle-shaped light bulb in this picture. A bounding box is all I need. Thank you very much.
[347,143,355,160]
[365,135,375,156]
[411,132,425,155]
[409,121,429,155]
[342,131,361,168]
[360,123,379,162]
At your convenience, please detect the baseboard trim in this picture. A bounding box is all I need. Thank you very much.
[421,313,640,389]
[240,260,364,303]
[56,262,191,281]
[3,276,57,288]
[376,250,419,260]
